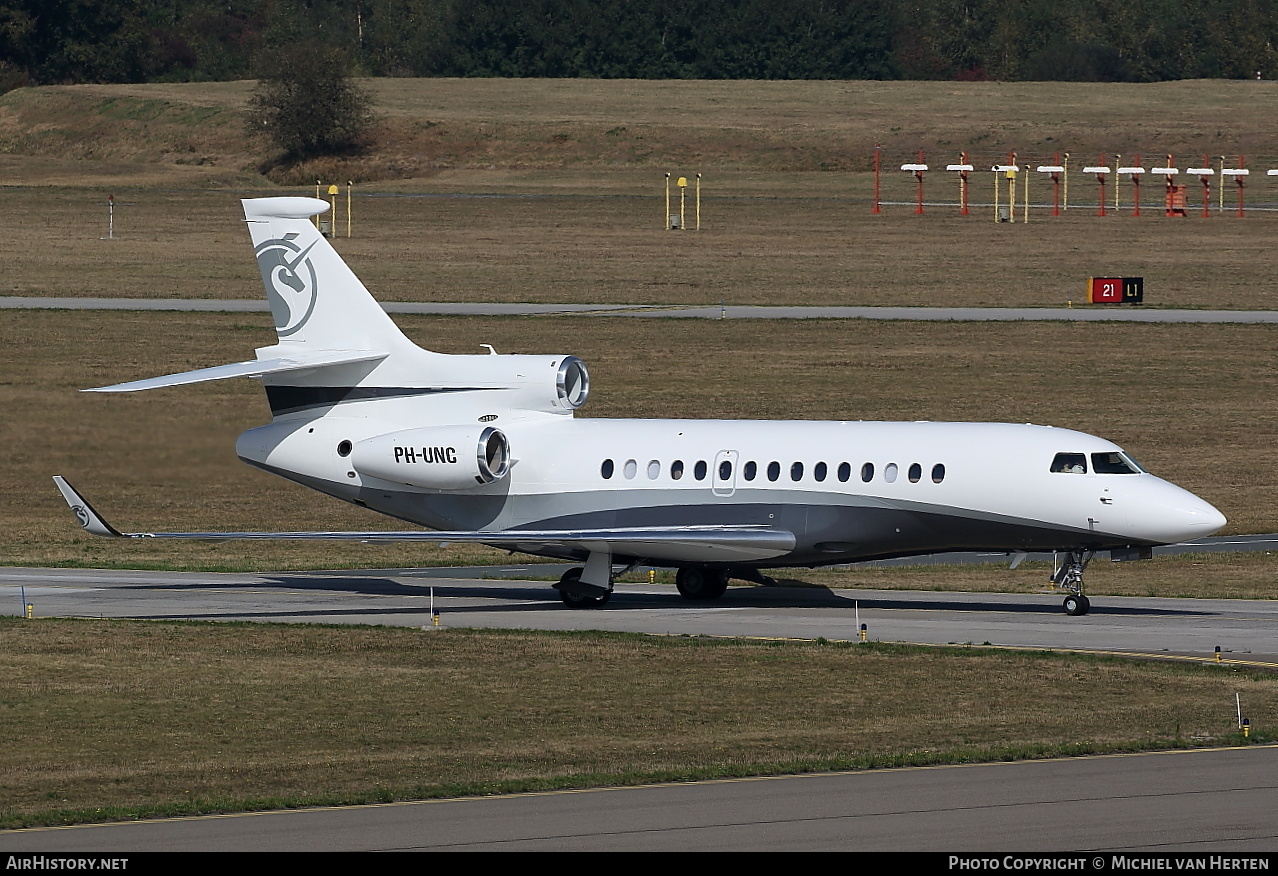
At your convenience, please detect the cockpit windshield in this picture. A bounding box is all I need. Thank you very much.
[1050,452,1087,474]
[1091,451,1143,474]
[1051,451,1145,475]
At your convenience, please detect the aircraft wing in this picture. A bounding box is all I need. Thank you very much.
[53,477,794,563]
[84,350,388,393]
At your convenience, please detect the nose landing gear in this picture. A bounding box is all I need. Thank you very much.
[1062,592,1091,616]
[1053,549,1095,616]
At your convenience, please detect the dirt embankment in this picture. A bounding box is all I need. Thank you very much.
[3,79,1276,187]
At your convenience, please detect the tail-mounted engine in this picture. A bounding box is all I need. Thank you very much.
[420,353,589,415]
[555,356,589,410]
[351,425,511,489]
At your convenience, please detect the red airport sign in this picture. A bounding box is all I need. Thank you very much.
[1088,277,1144,304]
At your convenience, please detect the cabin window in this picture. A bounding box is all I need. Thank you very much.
[1051,453,1087,474]
[932,463,946,483]
[694,460,708,480]
[814,462,827,482]
[790,462,804,481]
[719,460,733,480]
[647,460,660,480]
[671,460,685,480]
[601,459,614,479]
[767,461,781,482]
[838,462,851,482]
[861,462,874,483]
[884,462,898,483]
[624,459,637,479]
[1092,452,1141,474]
[908,463,922,483]
[744,461,757,481]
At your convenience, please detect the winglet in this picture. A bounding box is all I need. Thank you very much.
[52,476,129,538]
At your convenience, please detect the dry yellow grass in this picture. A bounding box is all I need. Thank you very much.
[4,185,1278,310]
[4,310,1277,579]
[3,77,1278,582]
[5,78,1278,180]
[5,80,1278,311]
[4,79,1278,828]
[1,619,1271,826]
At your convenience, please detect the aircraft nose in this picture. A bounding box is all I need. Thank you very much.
[1186,498,1227,534]
[1146,481,1226,542]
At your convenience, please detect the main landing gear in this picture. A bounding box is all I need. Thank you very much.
[1052,549,1095,616]
[555,567,611,609]
[555,564,755,608]
[557,565,735,607]
[675,567,729,601]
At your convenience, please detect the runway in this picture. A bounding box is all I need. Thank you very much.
[4,747,1276,851]
[7,296,1278,322]
[4,564,1277,666]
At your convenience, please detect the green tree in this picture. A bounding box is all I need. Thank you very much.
[246,41,375,160]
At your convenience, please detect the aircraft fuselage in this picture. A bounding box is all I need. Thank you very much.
[238,413,1223,569]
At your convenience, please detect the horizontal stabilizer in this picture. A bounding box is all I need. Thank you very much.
[53,477,796,563]
[84,350,388,393]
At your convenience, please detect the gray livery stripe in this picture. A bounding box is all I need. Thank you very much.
[264,385,501,415]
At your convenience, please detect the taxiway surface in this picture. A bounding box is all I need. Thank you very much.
[4,747,1276,851]
[4,566,1276,666]
[7,297,1278,322]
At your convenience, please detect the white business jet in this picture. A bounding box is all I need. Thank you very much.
[54,197,1226,615]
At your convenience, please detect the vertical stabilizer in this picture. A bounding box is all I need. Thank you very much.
[242,197,415,353]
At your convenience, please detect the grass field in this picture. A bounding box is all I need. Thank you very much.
[5,182,1278,311]
[3,78,1278,825]
[0,619,1271,828]
[6,309,1278,571]
[5,79,1278,310]
[4,78,1278,180]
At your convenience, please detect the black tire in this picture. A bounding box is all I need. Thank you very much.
[557,567,611,609]
[676,567,729,601]
[701,569,729,600]
[1063,594,1087,616]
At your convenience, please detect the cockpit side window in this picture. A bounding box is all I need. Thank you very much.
[1050,452,1087,474]
[1091,451,1141,474]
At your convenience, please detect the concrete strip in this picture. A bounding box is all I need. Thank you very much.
[6,297,1278,323]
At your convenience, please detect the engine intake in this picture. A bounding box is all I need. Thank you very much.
[351,425,510,490]
[556,356,589,409]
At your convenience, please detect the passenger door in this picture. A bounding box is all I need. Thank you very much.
[712,450,738,497]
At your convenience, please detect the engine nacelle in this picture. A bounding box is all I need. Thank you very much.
[554,356,590,410]
[427,353,589,415]
[351,425,511,490]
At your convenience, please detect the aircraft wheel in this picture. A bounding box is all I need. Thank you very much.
[676,567,728,601]
[557,567,611,609]
[702,569,729,599]
[1063,594,1090,616]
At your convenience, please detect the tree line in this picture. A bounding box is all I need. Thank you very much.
[2,0,1276,88]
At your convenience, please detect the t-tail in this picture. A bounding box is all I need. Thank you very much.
[85,198,412,398]
[244,198,415,354]
[84,197,592,494]
[86,197,591,420]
